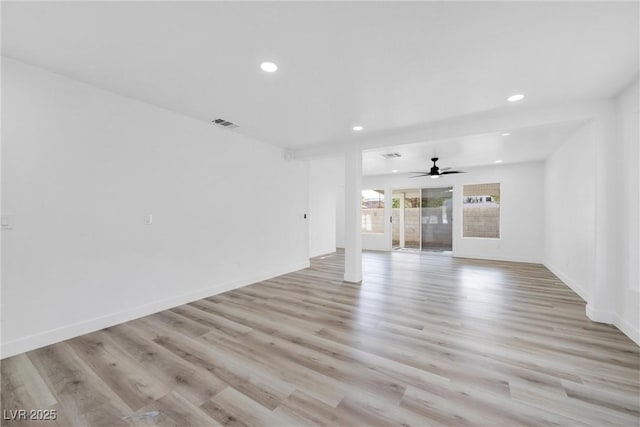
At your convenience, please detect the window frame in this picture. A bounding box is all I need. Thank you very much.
[461,182,502,240]
[361,189,386,235]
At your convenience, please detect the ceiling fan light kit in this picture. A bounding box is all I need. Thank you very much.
[410,157,466,179]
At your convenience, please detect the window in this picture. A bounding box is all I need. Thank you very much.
[462,183,500,238]
[361,189,384,233]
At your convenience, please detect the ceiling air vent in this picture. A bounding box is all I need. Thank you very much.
[212,118,239,129]
[381,153,402,159]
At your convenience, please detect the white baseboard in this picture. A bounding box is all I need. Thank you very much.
[309,249,338,258]
[585,304,616,324]
[543,261,590,302]
[545,264,639,346]
[0,261,309,359]
[453,252,542,264]
[343,273,362,283]
[614,314,640,346]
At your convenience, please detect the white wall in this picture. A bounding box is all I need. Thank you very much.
[312,156,390,253]
[363,161,545,263]
[543,123,596,301]
[336,184,345,249]
[544,85,639,345]
[308,157,343,257]
[1,58,310,358]
[615,80,639,343]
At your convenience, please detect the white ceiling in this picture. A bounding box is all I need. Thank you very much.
[363,120,584,175]
[2,1,638,169]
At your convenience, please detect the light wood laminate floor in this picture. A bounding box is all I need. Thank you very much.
[2,251,639,426]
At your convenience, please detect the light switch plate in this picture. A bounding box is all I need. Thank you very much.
[144,214,153,225]
[1,214,11,229]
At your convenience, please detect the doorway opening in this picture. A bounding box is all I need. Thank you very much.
[391,187,453,253]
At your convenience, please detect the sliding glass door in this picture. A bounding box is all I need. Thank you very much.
[391,187,453,252]
[391,189,421,250]
[421,187,453,252]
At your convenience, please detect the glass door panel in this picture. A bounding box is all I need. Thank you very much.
[421,187,453,252]
[391,189,421,250]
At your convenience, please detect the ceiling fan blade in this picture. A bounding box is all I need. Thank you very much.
[409,175,430,178]
[440,167,452,171]
[439,170,466,175]
[409,171,430,174]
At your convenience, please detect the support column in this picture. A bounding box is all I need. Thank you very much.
[399,192,406,248]
[587,103,619,323]
[344,147,362,283]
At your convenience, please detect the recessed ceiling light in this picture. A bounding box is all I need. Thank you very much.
[392,169,399,173]
[507,94,525,102]
[495,160,503,163]
[501,132,510,137]
[352,125,364,131]
[260,62,278,72]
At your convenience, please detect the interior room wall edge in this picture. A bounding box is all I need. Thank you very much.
[543,261,590,303]
[0,260,309,359]
[1,57,311,358]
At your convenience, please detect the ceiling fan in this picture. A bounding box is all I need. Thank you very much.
[410,157,466,179]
